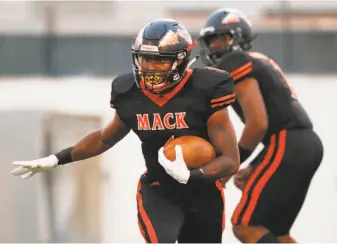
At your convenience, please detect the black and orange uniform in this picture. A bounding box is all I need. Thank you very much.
[110,67,234,243]
[217,51,323,236]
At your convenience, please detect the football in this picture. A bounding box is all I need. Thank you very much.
[164,135,216,168]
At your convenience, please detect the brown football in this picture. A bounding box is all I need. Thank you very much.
[163,135,216,168]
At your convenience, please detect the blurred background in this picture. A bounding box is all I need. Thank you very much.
[0,0,337,243]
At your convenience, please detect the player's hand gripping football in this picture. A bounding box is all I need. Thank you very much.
[234,166,253,191]
[10,155,58,179]
[158,145,190,184]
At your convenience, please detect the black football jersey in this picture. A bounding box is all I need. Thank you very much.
[110,68,235,189]
[216,51,312,144]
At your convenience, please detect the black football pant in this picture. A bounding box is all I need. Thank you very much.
[136,174,225,243]
[232,129,323,236]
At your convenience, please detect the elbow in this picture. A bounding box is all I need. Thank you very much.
[258,119,268,135]
[256,116,268,135]
[231,158,240,175]
[224,157,240,177]
[231,144,241,175]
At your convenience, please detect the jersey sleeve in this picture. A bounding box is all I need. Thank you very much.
[209,72,235,114]
[192,67,235,114]
[217,51,256,84]
[110,78,119,109]
[109,73,135,109]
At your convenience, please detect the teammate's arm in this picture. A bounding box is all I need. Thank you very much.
[235,77,268,162]
[200,108,240,181]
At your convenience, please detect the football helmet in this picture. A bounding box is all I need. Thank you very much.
[199,9,256,65]
[132,19,196,94]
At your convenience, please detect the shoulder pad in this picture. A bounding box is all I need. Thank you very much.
[217,51,253,73]
[110,73,135,105]
[111,73,135,94]
[191,67,232,90]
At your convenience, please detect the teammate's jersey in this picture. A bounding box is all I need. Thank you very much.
[216,51,312,144]
[110,68,235,189]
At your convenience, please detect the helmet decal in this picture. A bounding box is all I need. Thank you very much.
[177,29,192,44]
[140,45,159,53]
[159,30,180,48]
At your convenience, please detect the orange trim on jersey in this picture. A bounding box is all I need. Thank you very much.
[231,134,276,225]
[136,180,158,243]
[241,130,287,226]
[230,62,252,76]
[216,180,226,232]
[211,98,236,108]
[141,68,193,107]
[232,67,253,81]
[211,93,235,104]
[230,62,253,81]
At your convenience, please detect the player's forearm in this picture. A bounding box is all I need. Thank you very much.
[199,155,239,181]
[55,129,112,165]
[71,129,113,161]
[238,122,266,164]
[239,122,267,151]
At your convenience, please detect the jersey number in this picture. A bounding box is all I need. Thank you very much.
[249,52,297,99]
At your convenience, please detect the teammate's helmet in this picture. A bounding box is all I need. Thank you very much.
[199,9,255,65]
[132,19,194,94]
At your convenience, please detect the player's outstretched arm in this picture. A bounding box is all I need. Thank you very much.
[71,113,130,162]
[235,77,268,163]
[203,108,240,181]
[11,113,130,179]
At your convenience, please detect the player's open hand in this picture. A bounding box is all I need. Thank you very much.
[234,166,252,191]
[158,145,190,184]
[10,155,58,179]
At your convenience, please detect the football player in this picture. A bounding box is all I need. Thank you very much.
[199,9,324,243]
[11,19,239,243]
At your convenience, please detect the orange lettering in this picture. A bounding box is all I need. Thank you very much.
[152,113,165,130]
[136,114,150,130]
[175,112,189,129]
[163,113,175,129]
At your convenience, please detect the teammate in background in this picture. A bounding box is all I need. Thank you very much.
[199,9,324,243]
[11,19,239,243]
